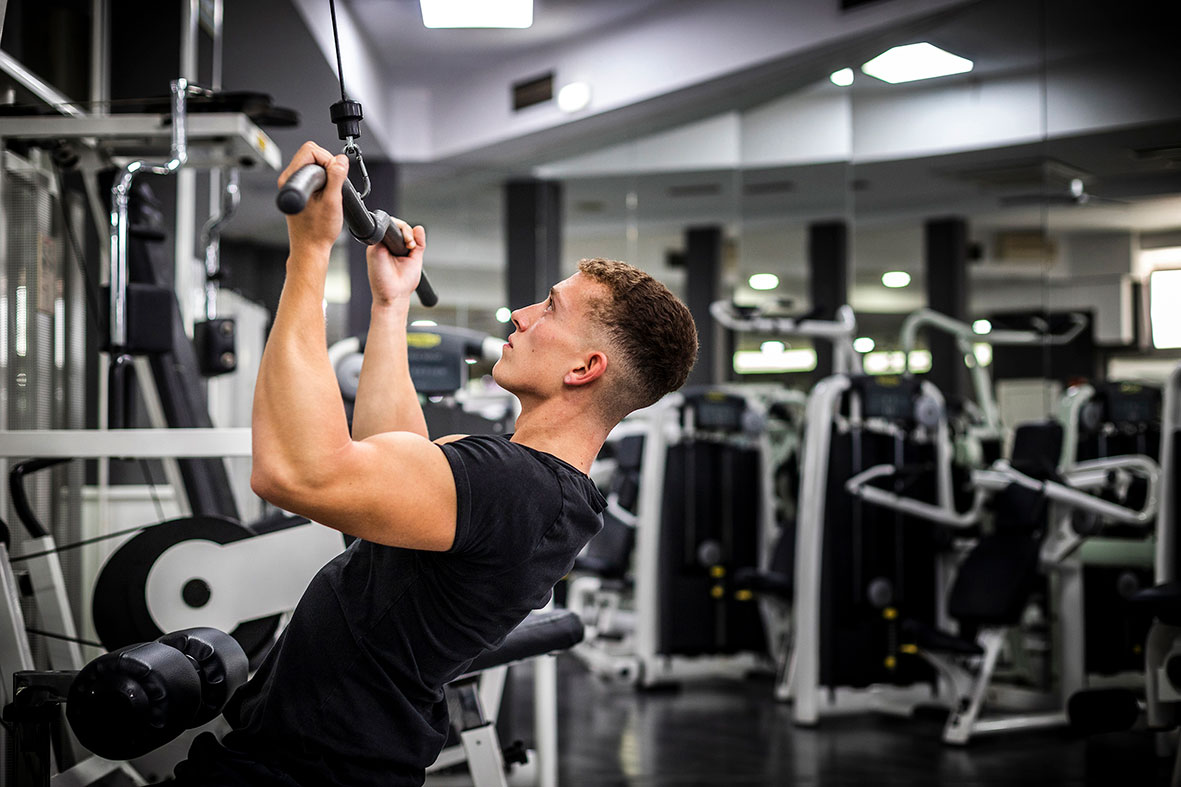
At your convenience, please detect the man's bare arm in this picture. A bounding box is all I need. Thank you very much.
[351,233,430,440]
[251,142,455,550]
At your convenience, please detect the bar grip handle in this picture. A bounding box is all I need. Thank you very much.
[275,164,437,307]
[275,164,326,215]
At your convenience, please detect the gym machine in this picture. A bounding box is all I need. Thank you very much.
[1055,381,1161,680]
[899,308,1089,457]
[845,414,1158,744]
[1068,362,1181,786]
[328,324,510,439]
[791,374,949,724]
[572,387,777,688]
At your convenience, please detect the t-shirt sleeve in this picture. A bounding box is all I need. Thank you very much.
[440,437,563,570]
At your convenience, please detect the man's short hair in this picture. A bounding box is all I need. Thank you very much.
[577,258,698,421]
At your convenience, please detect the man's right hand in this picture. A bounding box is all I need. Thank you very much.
[277,141,350,255]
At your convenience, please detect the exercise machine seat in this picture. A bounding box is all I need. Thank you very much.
[902,618,985,656]
[1131,582,1181,626]
[573,511,634,582]
[948,530,1043,627]
[734,526,795,601]
[464,609,585,675]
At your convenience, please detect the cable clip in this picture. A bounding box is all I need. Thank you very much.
[344,141,371,199]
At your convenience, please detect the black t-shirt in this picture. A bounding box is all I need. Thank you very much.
[172,435,605,786]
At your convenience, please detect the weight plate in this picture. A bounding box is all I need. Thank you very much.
[92,515,281,664]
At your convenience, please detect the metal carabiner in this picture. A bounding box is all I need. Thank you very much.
[343,141,371,200]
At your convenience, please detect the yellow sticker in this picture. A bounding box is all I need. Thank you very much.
[407,333,443,348]
[884,655,897,670]
[711,585,725,599]
[710,566,726,578]
[883,607,898,620]
[735,589,754,602]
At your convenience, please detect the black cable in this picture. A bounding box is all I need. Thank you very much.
[26,627,104,649]
[328,0,348,102]
[10,522,153,563]
[137,459,167,523]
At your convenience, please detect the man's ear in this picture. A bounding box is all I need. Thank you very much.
[565,351,608,387]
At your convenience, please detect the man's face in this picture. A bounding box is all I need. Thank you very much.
[493,272,608,399]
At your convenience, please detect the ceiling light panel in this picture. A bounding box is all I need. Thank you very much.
[420,0,533,29]
[861,42,973,84]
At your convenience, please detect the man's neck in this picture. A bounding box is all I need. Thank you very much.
[510,399,610,475]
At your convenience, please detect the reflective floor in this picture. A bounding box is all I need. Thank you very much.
[503,657,1173,786]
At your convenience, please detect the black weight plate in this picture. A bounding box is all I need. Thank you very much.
[92,515,281,663]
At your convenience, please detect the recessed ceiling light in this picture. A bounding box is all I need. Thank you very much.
[861,42,973,84]
[761,341,786,354]
[972,319,992,335]
[420,0,533,29]
[853,337,875,353]
[881,271,911,288]
[749,273,780,291]
[557,82,591,113]
[411,320,438,327]
[495,307,512,323]
[830,68,854,87]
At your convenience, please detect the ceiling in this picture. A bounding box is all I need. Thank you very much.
[209,0,1181,321]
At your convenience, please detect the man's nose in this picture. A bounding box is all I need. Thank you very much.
[510,301,538,331]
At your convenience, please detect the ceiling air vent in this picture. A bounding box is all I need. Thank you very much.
[993,230,1057,263]
[513,72,554,111]
[667,183,721,198]
[743,180,795,196]
[942,158,1089,191]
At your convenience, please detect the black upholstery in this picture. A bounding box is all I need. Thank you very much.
[901,618,984,656]
[574,510,634,581]
[1008,421,1063,483]
[610,435,645,513]
[465,609,585,675]
[914,421,1057,649]
[947,530,1043,626]
[1131,581,1181,626]
[734,524,795,601]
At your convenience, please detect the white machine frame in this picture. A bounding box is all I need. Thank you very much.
[844,423,1159,744]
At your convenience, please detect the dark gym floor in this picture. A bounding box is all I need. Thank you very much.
[504,657,1173,786]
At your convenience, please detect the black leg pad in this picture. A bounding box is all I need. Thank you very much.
[67,641,202,760]
[157,627,249,726]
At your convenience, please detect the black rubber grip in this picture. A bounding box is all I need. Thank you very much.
[276,163,437,307]
[276,164,326,214]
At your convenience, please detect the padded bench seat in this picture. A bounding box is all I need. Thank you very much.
[464,608,585,676]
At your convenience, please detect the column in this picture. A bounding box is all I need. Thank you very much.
[505,179,562,313]
[808,221,848,380]
[685,226,723,387]
[924,216,969,401]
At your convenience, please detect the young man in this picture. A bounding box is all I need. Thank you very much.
[173,141,697,786]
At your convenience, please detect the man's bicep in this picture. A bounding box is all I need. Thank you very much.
[296,433,458,551]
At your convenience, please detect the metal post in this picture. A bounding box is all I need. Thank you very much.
[791,375,849,725]
[175,0,200,336]
[89,0,109,114]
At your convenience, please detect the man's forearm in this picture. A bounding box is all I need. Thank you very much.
[252,249,352,491]
[351,299,429,440]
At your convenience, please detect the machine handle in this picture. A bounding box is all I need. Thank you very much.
[9,458,71,539]
[275,164,436,307]
[275,164,326,215]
